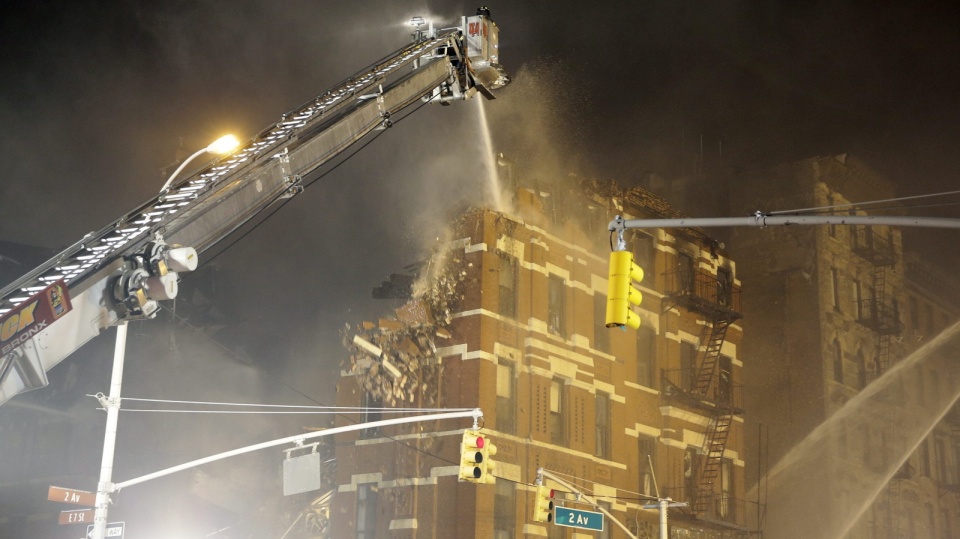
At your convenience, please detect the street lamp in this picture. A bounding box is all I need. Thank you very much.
[92,134,233,539]
[159,134,240,192]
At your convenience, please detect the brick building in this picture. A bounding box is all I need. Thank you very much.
[729,154,960,538]
[329,179,750,539]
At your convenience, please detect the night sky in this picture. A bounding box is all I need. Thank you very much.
[1,1,959,537]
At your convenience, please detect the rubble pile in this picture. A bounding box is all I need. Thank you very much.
[342,241,470,407]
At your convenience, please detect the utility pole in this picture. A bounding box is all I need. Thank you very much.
[91,323,127,539]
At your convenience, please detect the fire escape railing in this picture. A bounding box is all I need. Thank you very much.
[851,226,896,267]
[662,269,742,318]
[660,487,749,529]
[661,367,745,414]
[854,298,903,336]
[661,267,744,518]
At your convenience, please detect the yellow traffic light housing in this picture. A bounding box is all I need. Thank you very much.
[605,250,643,329]
[459,430,485,482]
[478,437,497,484]
[533,485,555,522]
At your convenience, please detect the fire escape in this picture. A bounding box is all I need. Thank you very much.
[851,225,906,537]
[661,260,745,524]
[851,226,902,374]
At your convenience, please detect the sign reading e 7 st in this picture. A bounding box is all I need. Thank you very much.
[0,280,72,356]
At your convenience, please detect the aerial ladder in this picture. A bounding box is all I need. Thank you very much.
[0,8,509,405]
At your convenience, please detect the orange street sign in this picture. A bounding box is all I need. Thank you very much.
[48,486,96,506]
[59,509,95,525]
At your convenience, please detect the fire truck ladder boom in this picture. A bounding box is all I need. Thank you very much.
[0,11,509,404]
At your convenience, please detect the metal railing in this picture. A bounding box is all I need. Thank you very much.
[854,299,903,335]
[851,226,896,267]
[660,487,748,529]
[663,269,742,317]
[661,367,745,412]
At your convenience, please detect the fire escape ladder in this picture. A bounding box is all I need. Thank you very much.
[694,411,734,514]
[694,316,732,397]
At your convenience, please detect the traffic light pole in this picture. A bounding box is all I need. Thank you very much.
[608,213,960,233]
[110,408,483,492]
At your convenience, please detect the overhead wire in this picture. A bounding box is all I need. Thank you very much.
[766,188,960,216]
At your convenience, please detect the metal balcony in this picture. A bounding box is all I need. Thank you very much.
[663,269,742,320]
[661,367,745,415]
[854,299,903,335]
[851,226,896,267]
[661,487,749,530]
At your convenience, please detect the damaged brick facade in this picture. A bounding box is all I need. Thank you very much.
[329,179,749,539]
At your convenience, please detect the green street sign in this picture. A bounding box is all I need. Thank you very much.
[554,506,604,531]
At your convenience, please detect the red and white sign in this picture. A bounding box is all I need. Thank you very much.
[47,485,96,507]
[0,280,72,356]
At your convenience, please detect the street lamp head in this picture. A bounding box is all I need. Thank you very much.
[205,134,240,155]
[160,134,241,193]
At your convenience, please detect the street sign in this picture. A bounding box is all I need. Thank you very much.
[48,486,96,506]
[555,506,605,531]
[87,521,125,538]
[58,509,94,525]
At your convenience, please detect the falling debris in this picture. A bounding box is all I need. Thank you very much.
[342,239,469,407]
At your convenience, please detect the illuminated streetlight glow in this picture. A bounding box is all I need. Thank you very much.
[160,134,240,193]
[205,134,240,154]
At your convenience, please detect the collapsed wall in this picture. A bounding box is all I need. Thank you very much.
[341,228,471,407]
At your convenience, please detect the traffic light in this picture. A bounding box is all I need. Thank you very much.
[459,430,485,482]
[478,436,497,484]
[605,250,643,329]
[533,485,555,522]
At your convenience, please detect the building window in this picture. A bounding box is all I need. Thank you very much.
[836,419,848,459]
[493,479,516,539]
[639,436,656,497]
[720,459,734,520]
[833,339,844,384]
[356,483,378,539]
[550,378,565,444]
[919,438,931,477]
[683,447,698,504]
[681,341,697,391]
[916,369,926,406]
[637,325,656,388]
[852,279,863,319]
[632,231,656,271]
[595,391,610,459]
[594,292,609,353]
[718,355,733,404]
[909,296,919,331]
[361,391,382,439]
[496,358,516,434]
[548,274,566,337]
[830,268,841,311]
[717,267,733,307]
[857,350,867,390]
[499,256,516,320]
[935,435,948,484]
[678,252,695,294]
